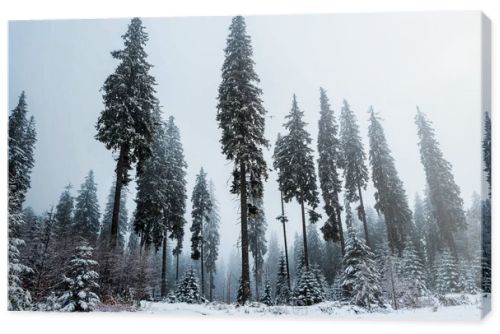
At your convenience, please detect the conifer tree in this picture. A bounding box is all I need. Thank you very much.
[190,168,212,297]
[9,91,36,212]
[368,109,413,254]
[176,268,202,304]
[339,100,370,246]
[483,112,491,195]
[54,185,75,264]
[415,108,466,256]
[275,254,291,305]
[73,170,101,245]
[204,181,220,302]
[134,107,169,250]
[272,133,291,288]
[307,223,324,268]
[164,116,188,284]
[264,232,281,288]
[95,17,157,248]
[399,239,429,306]
[317,88,344,252]
[260,280,273,306]
[99,183,128,249]
[248,196,267,299]
[8,92,36,310]
[294,267,323,306]
[482,112,491,293]
[276,95,320,268]
[58,245,99,312]
[341,219,384,309]
[217,16,269,304]
[435,249,460,294]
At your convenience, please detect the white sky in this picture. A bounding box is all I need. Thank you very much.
[9,12,483,258]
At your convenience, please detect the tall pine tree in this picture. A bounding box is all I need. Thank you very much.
[190,168,212,298]
[415,108,466,256]
[216,16,269,304]
[272,133,291,289]
[339,100,370,246]
[164,116,188,284]
[95,17,157,249]
[317,88,344,253]
[8,91,36,310]
[275,95,320,268]
[204,181,220,301]
[368,108,413,254]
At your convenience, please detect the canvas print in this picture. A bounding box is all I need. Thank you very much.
[7,12,491,319]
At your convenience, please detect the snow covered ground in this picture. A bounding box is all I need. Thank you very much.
[138,294,489,320]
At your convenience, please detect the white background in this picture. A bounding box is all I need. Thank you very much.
[0,0,498,333]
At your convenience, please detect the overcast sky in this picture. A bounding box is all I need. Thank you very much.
[9,12,484,258]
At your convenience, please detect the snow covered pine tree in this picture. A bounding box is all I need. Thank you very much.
[95,17,158,249]
[58,245,100,312]
[176,268,202,304]
[8,91,36,311]
[216,16,269,304]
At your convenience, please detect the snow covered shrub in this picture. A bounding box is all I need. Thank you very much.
[37,292,61,311]
[58,245,100,312]
[176,268,202,304]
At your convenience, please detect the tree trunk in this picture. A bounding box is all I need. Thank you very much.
[201,228,205,298]
[300,199,309,268]
[357,183,370,248]
[280,191,291,289]
[209,272,213,302]
[389,257,398,310]
[239,161,251,304]
[110,144,127,248]
[161,233,168,298]
[176,253,180,281]
[335,204,345,256]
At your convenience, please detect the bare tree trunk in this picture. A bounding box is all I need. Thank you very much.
[110,144,127,248]
[300,199,309,268]
[335,205,345,256]
[280,191,291,289]
[239,161,251,304]
[176,253,179,281]
[357,183,370,248]
[161,234,167,298]
[209,272,213,302]
[389,257,398,310]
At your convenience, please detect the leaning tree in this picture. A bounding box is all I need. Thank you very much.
[415,108,466,257]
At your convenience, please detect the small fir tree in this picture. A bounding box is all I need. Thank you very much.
[435,249,460,294]
[294,267,323,306]
[275,254,291,305]
[260,280,273,306]
[175,268,202,304]
[341,224,384,309]
[58,245,100,312]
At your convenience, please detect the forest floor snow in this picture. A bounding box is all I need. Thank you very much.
[138,294,489,320]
